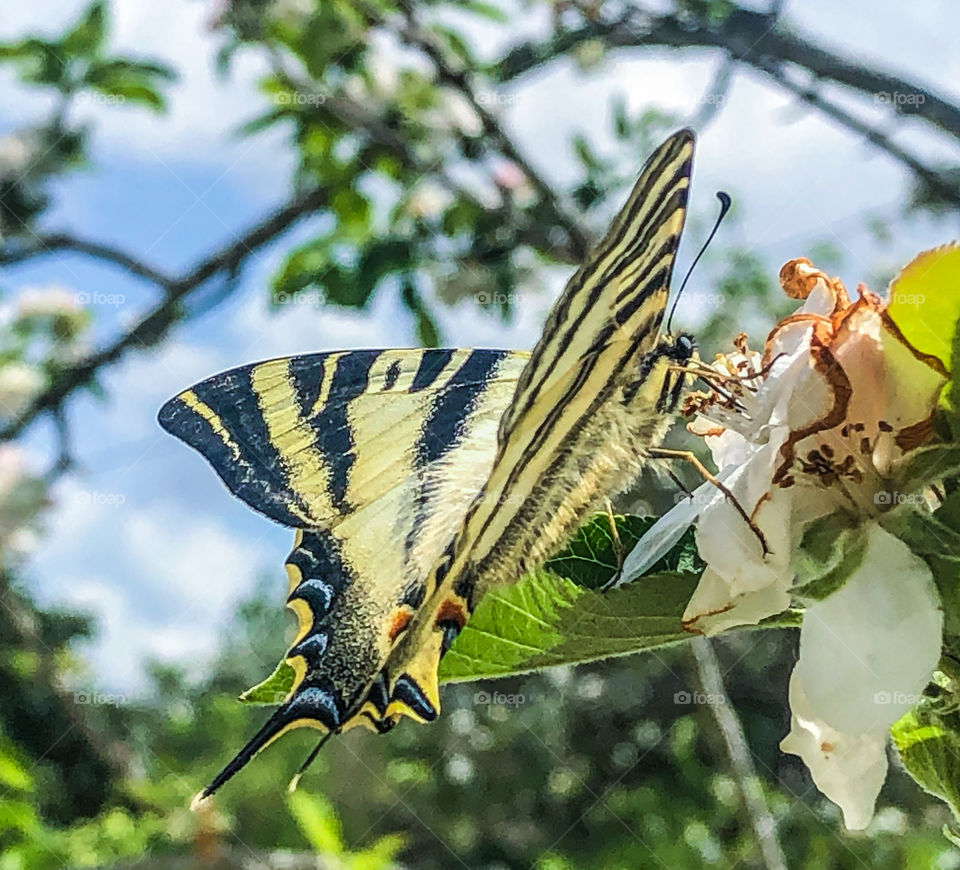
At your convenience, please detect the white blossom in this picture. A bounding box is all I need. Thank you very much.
[0,132,35,177]
[408,181,453,219]
[0,362,45,420]
[780,524,941,829]
[17,284,83,319]
[625,256,948,828]
[0,445,47,555]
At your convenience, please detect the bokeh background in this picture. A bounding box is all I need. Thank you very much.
[1,0,959,867]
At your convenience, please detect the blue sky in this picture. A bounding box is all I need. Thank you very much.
[2,0,959,693]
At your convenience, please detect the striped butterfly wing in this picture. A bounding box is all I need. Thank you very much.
[371,129,696,728]
[453,128,696,602]
[159,348,527,799]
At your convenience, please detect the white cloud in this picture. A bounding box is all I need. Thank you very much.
[0,0,291,194]
[28,479,277,695]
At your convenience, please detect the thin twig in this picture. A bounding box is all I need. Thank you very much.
[691,637,788,870]
[493,4,960,143]
[380,1,591,260]
[0,185,330,441]
[758,60,960,205]
[0,233,175,289]
[319,92,580,263]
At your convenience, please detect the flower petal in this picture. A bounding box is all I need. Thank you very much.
[780,681,888,830]
[780,524,942,828]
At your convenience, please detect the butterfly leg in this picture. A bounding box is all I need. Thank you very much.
[648,447,770,555]
[665,467,694,501]
[601,498,624,592]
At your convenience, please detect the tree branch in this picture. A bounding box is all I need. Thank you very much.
[0,233,176,289]
[320,92,581,264]
[756,60,960,205]
[0,185,329,441]
[493,5,960,143]
[380,1,592,260]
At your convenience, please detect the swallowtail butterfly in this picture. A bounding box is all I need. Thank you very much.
[159,128,696,802]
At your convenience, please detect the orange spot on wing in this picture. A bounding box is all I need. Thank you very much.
[388,609,413,642]
[435,598,467,629]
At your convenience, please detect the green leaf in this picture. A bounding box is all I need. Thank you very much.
[60,2,106,58]
[0,740,32,792]
[351,832,407,870]
[288,791,344,856]
[244,513,703,700]
[84,60,174,111]
[239,657,295,705]
[462,1,509,22]
[439,568,699,682]
[887,244,960,371]
[2,38,67,87]
[882,503,960,563]
[886,493,960,638]
[272,237,332,301]
[544,513,702,589]
[892,701,960,824]
[793,512,868,601]
[92,80,166,110]
[892,443,960,494]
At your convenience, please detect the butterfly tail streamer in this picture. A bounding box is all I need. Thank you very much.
[192,700,333,808]
[287,732,333,794]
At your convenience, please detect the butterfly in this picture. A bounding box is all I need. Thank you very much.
[159,128,696,803]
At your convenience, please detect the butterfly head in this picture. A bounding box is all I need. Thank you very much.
[654,330,698,414]
[670,332,696,364]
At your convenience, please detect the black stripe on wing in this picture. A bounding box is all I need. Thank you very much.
[404,350,507,556]
[289,350,379,515]
[158,363,310,527]
[159,348,516,528]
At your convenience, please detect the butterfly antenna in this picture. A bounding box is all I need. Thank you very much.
[666,191,732,334]
[288,732,334,793]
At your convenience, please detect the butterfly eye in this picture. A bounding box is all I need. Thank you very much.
[676,334,696,358]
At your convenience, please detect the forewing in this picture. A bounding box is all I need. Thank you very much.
[357,130,697,747]
[454,128,696,598]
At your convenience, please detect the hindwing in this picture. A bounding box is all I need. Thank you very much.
[364,128,695,749]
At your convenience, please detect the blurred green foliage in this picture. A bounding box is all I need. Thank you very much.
[4,573,954,868]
